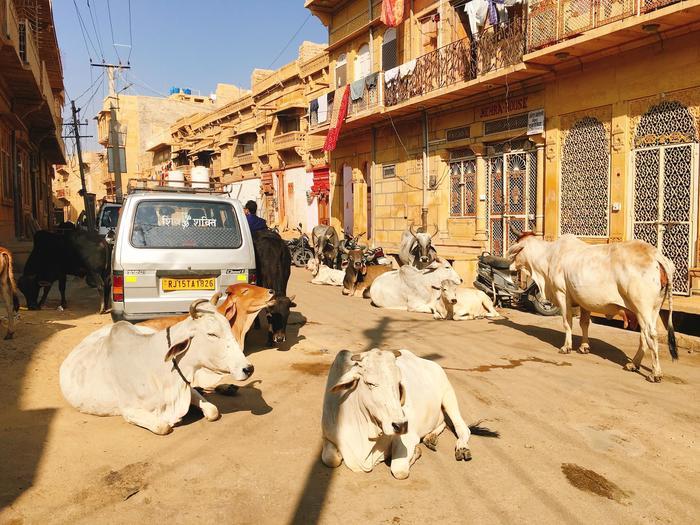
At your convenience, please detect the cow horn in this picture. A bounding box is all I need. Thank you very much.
[209,292,222,305]
[409,224,418,239]
[431,225,439,239]
[509,224,522,238]
[189,298,209,319]
[392,349,402,358]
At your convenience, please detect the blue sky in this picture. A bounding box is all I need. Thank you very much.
[54,1,327,150]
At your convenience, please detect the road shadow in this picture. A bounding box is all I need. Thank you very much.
[492,318,632,368]
[244,311,306,355]
[289,448,336,525]
[180,380,273,426]
[1,276,100,510]
[362,315,438,352]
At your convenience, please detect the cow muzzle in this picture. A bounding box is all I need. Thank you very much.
[242,364,255,378]
[419,256,430,263]
[450,299,458,305]
[272,332,286,344]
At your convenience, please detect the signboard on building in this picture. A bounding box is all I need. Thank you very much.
[446,126,470,142]
[480,96,529,119]
[527,109,545,135]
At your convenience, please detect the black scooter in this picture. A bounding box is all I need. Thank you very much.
[473,252,560,316]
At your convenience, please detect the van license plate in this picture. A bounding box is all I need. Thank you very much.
[161,277,216,291]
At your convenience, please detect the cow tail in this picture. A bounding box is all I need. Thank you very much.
[657,254,678,361]
[1,252,20,312]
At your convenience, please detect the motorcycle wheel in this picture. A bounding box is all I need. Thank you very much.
[531,294,560,316]
[292,248,313,267]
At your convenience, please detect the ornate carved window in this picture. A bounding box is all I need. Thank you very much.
[449,150,476,217]
[560,116,610,237]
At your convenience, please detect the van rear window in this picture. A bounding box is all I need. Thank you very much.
[130,200,242,249]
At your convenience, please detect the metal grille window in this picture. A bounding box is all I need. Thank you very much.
[0,123,12,201]
[484,113,529,135]
[560,117,610,237]
[382,28,398,71]
[632,100,698,295]
[449,153,477,217]
[382,164,396,179]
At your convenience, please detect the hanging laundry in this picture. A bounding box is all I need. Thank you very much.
[464,0,490,37]
[350,78,365,101]
[310,98,319,113]
[365,72,379,89]
[399,59,417,78]
[323,85,350,152]
[384,65,400,84]
[381,0,405,28]
[317,93,329,123]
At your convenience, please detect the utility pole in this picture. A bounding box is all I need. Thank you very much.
[92,63,131,203]
[421,110,429,232]
[71,100,95,231]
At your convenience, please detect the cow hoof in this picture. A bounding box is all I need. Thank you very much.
[455,447,472,461]
[202,405,220,422]
[153,423,173,435]
[578,344,590,354]
[391,469,410,480]
[624,362,639,372]
[647,374,662,383]
[214,384,239,396]
[559,347,572,354]
[423,433,439,451]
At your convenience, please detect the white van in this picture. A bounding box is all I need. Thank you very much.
[110,185,255,322]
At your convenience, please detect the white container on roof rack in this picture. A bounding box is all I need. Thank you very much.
[167,170,184,188]
[191,166,210,189]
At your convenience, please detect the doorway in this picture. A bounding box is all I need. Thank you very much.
[343,165,353,235]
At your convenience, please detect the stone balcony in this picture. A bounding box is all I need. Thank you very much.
[273,130,305,151]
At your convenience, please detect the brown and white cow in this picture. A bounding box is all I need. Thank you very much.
[507,232,677,382]
[342,248,392,297]
[0,247,20,339]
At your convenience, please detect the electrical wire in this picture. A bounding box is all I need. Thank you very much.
[127,0,133,64]
[72,0,98,61]
[85,0,105,60]
[268,13,312,69]
[385,113,424,191]
[106,0,122,64]
[72,71,105,103]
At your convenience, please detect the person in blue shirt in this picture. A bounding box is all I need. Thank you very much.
[244,200,267,233]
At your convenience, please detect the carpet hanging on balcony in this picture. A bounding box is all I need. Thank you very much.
[323,85,350,152]
[380,0,405,28]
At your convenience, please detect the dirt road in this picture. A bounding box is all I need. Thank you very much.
[1,269,698,524]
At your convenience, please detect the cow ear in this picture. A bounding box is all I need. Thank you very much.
[289,295,297,308]
[224,302,237,323]
[431,285,441,290]
[330,369,360,393]
[164,336,192,362]
[392,349,402,358]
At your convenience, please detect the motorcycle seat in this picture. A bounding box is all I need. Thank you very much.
[479,255,512,270]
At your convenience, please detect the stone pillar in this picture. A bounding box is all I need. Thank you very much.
[535,141,545,236]
[472,143,487,241]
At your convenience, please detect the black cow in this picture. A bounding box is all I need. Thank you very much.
[252,229,296,345]
[18,229,111,313]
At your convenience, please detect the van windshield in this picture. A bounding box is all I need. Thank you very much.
[130,200,242,249]
[100,206,120,228]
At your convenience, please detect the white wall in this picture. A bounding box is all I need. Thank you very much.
[284,167,318,234]
[225,179,261,210]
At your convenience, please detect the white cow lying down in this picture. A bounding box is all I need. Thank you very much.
[432,280,500,320]
[59,299,254,435]
[306,257,344,286]
[322,348,497,479]
[369,258,462,313]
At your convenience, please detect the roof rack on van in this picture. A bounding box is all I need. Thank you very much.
[127,178,227,195]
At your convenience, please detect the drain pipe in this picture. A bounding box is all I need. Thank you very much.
[421,109,428,232]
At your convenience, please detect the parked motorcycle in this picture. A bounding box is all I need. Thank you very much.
[473,251,560,316]
[288,223,315,267]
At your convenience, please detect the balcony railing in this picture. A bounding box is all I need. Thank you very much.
[348,73,383,117]
[273,130,304,150]
[384,20,525,107]
[527,0,682,50]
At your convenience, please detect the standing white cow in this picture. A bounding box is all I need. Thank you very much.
[322,348,491,479]
[398,225,438,269]
[60,299,254,434]
[507,232,677,382]
[431,280,500,320]
[369,258,462,313]
[306,257,345,286]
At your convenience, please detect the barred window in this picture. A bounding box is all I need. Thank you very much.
[560,117,610,237]
[449,152,477,217]
[382,164,396,179]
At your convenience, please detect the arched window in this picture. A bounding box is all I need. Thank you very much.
[335,53,347,88]
[382,28,397,71]
[355,44,370,81]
